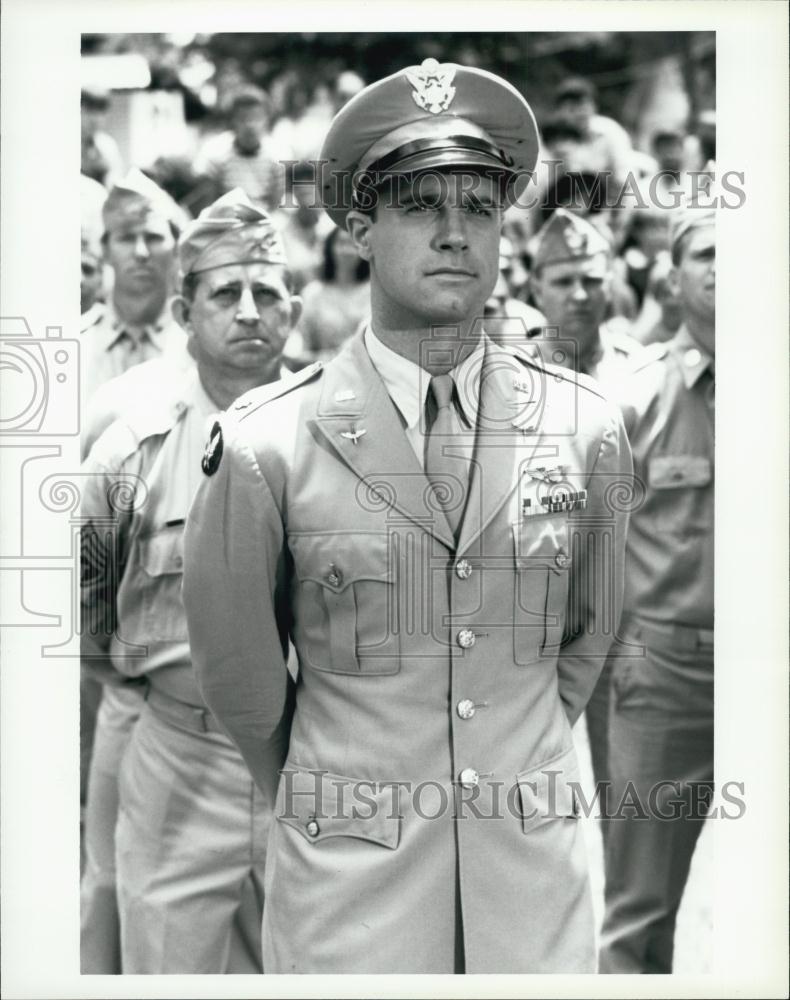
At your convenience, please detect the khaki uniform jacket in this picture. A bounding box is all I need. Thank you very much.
[182,333,633,973]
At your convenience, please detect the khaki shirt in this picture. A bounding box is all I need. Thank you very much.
[81,364,218,704]
[616,325,714,629]
[81,302,189,404]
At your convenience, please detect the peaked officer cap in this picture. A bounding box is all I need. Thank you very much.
[318,58,540,228]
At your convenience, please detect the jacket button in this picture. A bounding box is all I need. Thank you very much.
[554,550,569,569]
[306,819,320,838]
[459,767,479,789]
[456,628,476,649]
[455,559,473,580]
[456,699,476,720]
[326,564,342,588]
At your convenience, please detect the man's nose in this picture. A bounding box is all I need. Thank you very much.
[434,207,469,252]
[571,280,588,301]
[133,235,150,259]
[235,287,259,322]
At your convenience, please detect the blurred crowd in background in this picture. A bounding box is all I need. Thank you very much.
[81,31,715,368]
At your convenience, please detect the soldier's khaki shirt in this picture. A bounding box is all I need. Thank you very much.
[615,325,714,629]
[81,364,218,704]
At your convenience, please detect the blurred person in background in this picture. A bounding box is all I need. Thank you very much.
[80,190,301,974]
[81,87,124,189]
[81,175,108,331]
[285,225,370,367]
[599,204,715,975]
[483,236,546,347]
[629,250,684,345]
[615,204,672,310]
[273,160,335,292]
[82,168,188,409]
[193,86,290,212]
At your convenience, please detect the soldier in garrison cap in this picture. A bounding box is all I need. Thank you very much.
[598,202,715,974]
[80,189,301,973]
[183,60,632,974]
[81,168,191,412]
[526,207,645,806]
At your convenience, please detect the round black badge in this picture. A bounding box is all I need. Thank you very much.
[201,420,224,476]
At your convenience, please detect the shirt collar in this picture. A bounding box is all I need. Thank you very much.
[671,324,714,389]
[364,325,487,430]
[103,301,169,352]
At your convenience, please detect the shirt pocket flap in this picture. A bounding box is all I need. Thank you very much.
[649,455,712,489]
[512,518,570,570]
[277,764,400,849]
[516,746,581,833]
[138,526,184,577]
[289,532,395,592]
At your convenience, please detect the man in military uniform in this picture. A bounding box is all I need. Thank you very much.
[598,205,715,973]
[527,207,644,799]
[82,168,190,409]
[80,190,302,973]
[183,60,632,974]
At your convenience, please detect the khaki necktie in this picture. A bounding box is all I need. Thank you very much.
[424,373,468,539]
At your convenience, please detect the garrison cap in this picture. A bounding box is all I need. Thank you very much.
[102,167,182,234]
[530,208,612,271]
[669,198,715,255]
[318,58,540,228]
[178,187,287,279]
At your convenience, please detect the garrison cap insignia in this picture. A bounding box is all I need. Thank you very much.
[201,420,224,477]
[405,59,456,114]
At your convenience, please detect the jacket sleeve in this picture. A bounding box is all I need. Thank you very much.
[182,419,294,804]
[556,402,633,725]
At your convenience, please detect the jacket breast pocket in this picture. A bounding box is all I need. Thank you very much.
[512,517,571,666]
[647,455,713,534]
[289,531,401,675]
[130,525,188,643]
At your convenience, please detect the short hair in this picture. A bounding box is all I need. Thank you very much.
[180,264,294,302]
[322,227,369,284]
[227,85,271,119]
[555,77,596,105]
[540,117,585,146]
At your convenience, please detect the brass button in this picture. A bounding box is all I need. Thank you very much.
[554,550,569,569]
[326,564,342,588]
[457,699,476,720]
[455,559,473,580]
[459,767,479,789]
[306,819,320,838]
[684,348,702,368]
[456,628,476,649]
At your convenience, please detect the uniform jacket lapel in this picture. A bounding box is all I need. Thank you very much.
[310,335,456,551]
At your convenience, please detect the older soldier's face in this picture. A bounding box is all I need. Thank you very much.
[184,262,299,375]
[531,254,611,352]
[104,215,176,295]
[355,171,503,328]
[675,225,715,325]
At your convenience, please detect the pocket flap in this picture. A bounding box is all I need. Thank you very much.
[516,746,581,833]
[512,519,570,568]
[138,526,184,577]
[276,763,401,849]
[649,455,712,489]
[289,532,395,592]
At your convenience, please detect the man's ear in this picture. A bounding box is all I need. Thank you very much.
[288,295,303,329]
[346,211,374,262]
[171,295,192,333]
[667,265,681,299]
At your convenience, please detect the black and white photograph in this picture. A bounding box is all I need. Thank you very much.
[1,2,787,997]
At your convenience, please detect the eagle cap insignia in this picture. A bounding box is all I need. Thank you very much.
[564,225,586,254]
[406,58,456,115]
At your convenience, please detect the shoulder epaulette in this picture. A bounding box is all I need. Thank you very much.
[231,362,324,420]
[629,340,669,372]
